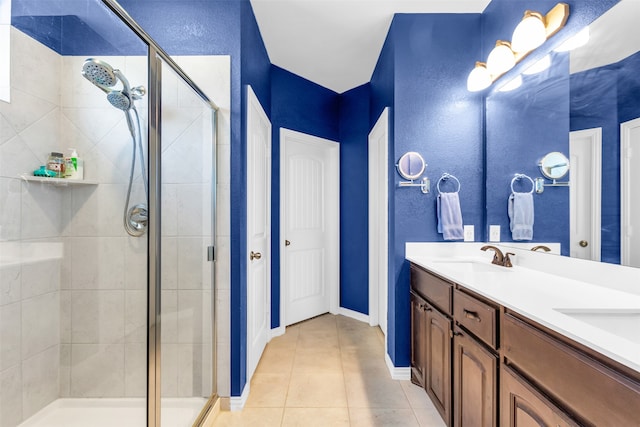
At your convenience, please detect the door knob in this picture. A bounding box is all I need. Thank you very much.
[579,240,588,248]
[285,240,291,246]
[250,251,262,261]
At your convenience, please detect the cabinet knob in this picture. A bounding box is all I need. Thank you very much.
[250,251,262,261]
[285,240,291,246]
[579,240,588,248]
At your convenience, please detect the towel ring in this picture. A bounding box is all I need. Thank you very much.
[511,173,534,194]
[437,173,461,194]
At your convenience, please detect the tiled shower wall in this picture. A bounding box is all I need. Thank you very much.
[0,28,231,426]
[0,27,64,427]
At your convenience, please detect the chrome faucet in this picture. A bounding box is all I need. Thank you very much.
[531,245,551,252]
[480,245,515,267]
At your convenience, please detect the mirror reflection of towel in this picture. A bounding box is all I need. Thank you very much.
[508,192,534,240]
[437,192,464,240]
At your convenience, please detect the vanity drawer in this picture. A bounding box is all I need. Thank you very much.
[453,289,497,349]
[503,313,640,427]
[410,264,452,315]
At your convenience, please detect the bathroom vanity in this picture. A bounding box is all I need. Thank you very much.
[407,243,640,427]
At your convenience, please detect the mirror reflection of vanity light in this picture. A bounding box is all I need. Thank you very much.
[522,54,551,75]
[397,152,430,193]
[535,151,570,193]
[498,75,523,92]
[554,27,590,52]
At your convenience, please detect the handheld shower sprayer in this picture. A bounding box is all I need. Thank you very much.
[82,58,149,236]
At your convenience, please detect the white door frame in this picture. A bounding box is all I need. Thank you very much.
[279,128,340,327]
[368,108,389,333]
[246,85,271,380]
[621,117,640,266]
[569,127,602,261]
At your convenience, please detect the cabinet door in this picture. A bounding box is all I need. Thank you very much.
[453,327,497,427]
[410,291,427,387]
[501,365,579,427]
[426,307,452,425]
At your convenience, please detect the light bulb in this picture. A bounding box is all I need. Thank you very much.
[511,11,546,53]
[499,75,522,92]
[486,41,516,76]
[522,54,551,75]
[555,27,590,52]
[467,62,491,92]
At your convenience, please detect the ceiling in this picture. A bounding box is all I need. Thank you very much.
[250,0,491,94]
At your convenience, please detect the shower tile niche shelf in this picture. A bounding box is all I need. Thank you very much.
[19,175,99,186]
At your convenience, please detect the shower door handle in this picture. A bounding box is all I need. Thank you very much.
[250,251,262,261]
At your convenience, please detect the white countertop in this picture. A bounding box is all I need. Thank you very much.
[405,243,640,374]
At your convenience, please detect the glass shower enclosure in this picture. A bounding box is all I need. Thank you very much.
[0,0,219,426]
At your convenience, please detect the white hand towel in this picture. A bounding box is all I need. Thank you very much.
[437,192,464,240]
[508,192,534,240]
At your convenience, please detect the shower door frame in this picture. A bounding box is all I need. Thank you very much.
[100,1,220,426]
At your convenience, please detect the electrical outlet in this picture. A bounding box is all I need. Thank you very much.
[464,225,475,242]
[489,225,501,242]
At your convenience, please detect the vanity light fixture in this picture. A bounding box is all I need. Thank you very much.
[467,62,492,92]
[486,41,516,75]
[522,54,551,75]
[511,11,547,53]
[555,27,590,52]
[466,3,569,92]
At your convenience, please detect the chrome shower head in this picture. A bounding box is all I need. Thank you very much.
[107,91,131,111]
[82,58,117,87]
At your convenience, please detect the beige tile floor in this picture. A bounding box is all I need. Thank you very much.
[211,314,446,427]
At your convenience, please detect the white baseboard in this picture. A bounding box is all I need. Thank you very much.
[385,353,411,380]
[229,383,250,412]
[270,325,286,339]
[338,307,370,323]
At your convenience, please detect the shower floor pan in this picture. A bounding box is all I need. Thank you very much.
[18,398,207,427]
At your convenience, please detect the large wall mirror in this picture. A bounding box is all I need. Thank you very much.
[486,0,640,268]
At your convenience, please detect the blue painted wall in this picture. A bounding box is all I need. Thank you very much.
[269,65,340,328]
[370,13,484,367]
[338,84,371,314]
[393,13,484,367]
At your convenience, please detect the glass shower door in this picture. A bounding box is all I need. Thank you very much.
[157,57,216,427]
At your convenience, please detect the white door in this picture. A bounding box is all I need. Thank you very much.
[569,128,601,260]
[368,108,388,335]
[281,129,339,326]
[246,86,271,379]
[621,117,640,267]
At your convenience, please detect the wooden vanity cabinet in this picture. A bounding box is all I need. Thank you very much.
[452,322,497,427]
[425,304,452,423]
[410,290,452,423]
[411,261,640,427]
[503,312,640,427]
[500,365,579,427]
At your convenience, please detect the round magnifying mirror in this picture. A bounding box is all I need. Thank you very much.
[397,152,426,180]
[539,152,569,180]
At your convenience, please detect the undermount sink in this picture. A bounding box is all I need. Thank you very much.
[554,308,640,345]
[430,260,510,273]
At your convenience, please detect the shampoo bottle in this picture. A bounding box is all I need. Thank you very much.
[65,148,84,180]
